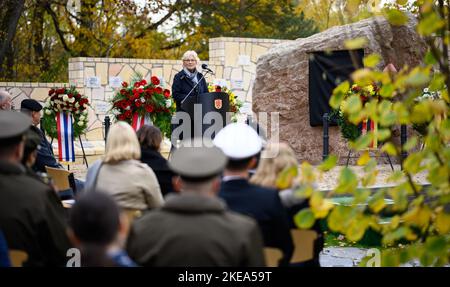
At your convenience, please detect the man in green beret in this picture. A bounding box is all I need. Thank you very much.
[0,111,71,266]
[126,139,265,267]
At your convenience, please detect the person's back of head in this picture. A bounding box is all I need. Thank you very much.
[169,138,227,196]
[0,111,31,163]
[213,123,263,173]
[104,122,141,164]
[250,142,299,189]
[136,125,162,151]
[68,191,124,266]
[21,127,41,168]
[0,91,12,111]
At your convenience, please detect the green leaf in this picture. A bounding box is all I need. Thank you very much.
[318,155,338,172]
[381,142,398,156]
[377,128,391,142]
[429,73,446,91]
[403,152,425,174]
[379,83,395,98]
[328,205,353,232]
[294,185,314,199]
[418,13,445,36]
[350,133,373,150]
[404,68,431,87]
[386,170,405,183]
[344,37,368,49]
[344,95,363,114]
[384,9,408,26]
[330,82,350,109]
[275,165,298,190]
[396,0,408,5]
[294,208,315,229]
[363,54,381,68]
[346,217,369,242]
[368,191,386,213]
[379,111,397,127]
[357,151,370,166]
[403,136,418,151]
[335,167,358,194]
[424,51,437,65]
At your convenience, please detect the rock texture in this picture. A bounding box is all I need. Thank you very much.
[253,15,427,164]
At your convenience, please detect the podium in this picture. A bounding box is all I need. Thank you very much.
[176,91,230,139]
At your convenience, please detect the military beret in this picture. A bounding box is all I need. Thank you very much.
[169,139,227,181]
[0,111,31,139]
[213,123,262,159]
[20,99,42,112]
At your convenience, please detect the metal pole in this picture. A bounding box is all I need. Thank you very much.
[323,113,329,161]
[400,124,408,169]
[104,116,111,143]
[79,135,89,168]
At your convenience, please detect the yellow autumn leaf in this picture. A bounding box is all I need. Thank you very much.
[435,209,450,234]
[357,151,371,166]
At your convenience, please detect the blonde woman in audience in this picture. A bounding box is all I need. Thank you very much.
[250,141,305,208]
[85,122,164,214]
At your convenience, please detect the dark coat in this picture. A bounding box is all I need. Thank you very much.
[140,148,175,196]
[172,70,209,112]
[126,194,265,267]
[0,160,71,266]
[31,126,62,173]
[219,179,294,266]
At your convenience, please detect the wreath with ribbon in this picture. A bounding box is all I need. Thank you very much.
[110,75,176,138]
[330,83,380,142]
[42,86,90,139]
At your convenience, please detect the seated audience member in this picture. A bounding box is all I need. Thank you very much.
[68,191,137,267]
[20,99,84,196]
[0,230,11,267]
[251,142,323,266]
[85,122,163,212]
[0,91,12,110]
[136,125,175,196]
[0,111,71,266]
[250,142,307,212]
[213,123,294,266]
[127,140,265,267]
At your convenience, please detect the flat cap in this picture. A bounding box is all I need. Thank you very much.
[0,111,31,139]
[213,123,262,159]
[169,139,227,181]
[21,99,42,112]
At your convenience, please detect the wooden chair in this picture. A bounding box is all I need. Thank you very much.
[290,229,319,263]
[9,250,28,267]
[263,247,283,267]
[45,166,75,192]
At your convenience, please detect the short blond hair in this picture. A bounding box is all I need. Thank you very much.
[103,122,141,164]
[250,142,299,189]
[181,50,200,62]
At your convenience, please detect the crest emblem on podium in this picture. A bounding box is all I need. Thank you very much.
[214,99,222,109]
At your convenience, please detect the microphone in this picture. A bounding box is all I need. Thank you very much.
[201,64,215,75]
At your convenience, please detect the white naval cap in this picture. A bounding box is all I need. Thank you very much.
[213,123,262,159]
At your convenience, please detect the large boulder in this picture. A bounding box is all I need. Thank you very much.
[253,15,427,164]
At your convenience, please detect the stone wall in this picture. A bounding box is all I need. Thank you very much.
[1,37,287,141]
[253,15,427,164]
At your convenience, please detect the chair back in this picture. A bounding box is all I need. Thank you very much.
[263,247,283,267]
[9,250,28,267]
[45,166,72,191]
[290,229,319,263]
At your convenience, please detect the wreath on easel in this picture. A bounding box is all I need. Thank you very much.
[42,86,90,139]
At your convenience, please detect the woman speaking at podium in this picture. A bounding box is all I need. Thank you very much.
[171,51,209,140]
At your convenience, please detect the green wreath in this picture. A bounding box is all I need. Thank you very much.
[42,86,90,139]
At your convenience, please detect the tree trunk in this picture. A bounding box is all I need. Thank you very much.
[0,0,25,76]
[32,2,49,73]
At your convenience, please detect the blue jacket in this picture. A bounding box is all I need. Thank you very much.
[219,179,294,266]
[32,126,62,173]
[0,230,11,267]
[172,70,208,112]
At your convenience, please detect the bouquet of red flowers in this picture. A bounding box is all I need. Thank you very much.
[110,76,175,137]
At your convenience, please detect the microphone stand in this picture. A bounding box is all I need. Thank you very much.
[180,69,211,108]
